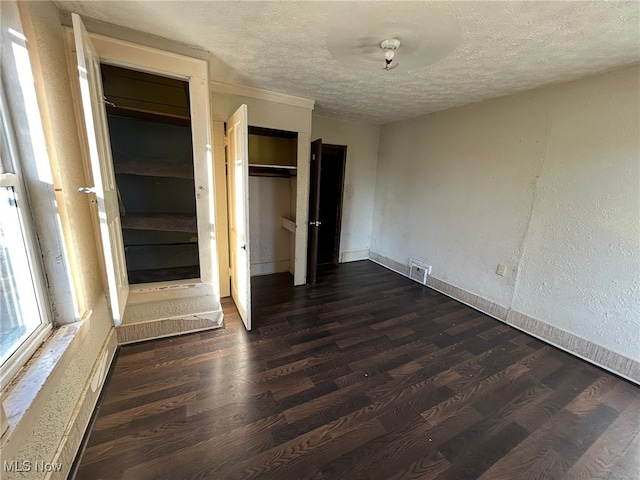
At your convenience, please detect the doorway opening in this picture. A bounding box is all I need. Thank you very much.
[307,140,347,284]
[101,64,199,285]
[317,144,347,265]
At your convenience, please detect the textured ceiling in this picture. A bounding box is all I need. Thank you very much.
[56,1,640,124]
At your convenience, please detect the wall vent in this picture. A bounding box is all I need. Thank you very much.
[409,258,431,286]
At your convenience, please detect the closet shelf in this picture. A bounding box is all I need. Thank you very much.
[249,164,297,178]
[281,217,296,233]
[121,214,197,233]
[248,164,296,170]
[114,160,194,179]
[106,105,190,127]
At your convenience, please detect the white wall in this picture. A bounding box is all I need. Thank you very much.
[371,65,640,366]
[311,115,380,262]
[509,66,640,359]
[249,176,293,276]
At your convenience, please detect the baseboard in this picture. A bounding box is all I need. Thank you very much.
[340,249,370,263]
[426,276,509,321]
[46,328,117,480]
[506,310,640,384]
[116,311,223,344]
[368,251,409,276]
[368,251,639,384]
[250,260,290,277]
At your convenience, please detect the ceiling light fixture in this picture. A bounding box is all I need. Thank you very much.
[381,38,401,71]
[326,9,460,73]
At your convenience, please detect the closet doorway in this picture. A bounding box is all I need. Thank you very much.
[70,12,216,329]
[247,126,298,279]
[102,65,199,285]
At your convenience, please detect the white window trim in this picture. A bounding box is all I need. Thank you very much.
[1,1,83,446]
[2,7,78,326]
[0,90,53,390]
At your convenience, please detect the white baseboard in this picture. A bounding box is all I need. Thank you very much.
[341,249,370,263]
[47,328,117,480]
[368,251,639,384]
[250,260,290,277]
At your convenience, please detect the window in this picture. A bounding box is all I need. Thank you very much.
[0,89,52,388]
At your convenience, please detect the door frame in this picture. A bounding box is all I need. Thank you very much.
[64,26,219,314]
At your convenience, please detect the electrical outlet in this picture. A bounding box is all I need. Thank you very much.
[496,263,506,276]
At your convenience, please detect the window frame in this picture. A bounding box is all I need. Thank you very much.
[0,87,53,389]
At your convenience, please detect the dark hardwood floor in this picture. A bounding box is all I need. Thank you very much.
[74,261,640,480]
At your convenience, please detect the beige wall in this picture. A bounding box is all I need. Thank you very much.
[509,66,640,359]
[249,176,293,276]
[2,2,115,478]
[311,115,380,262]
[371,65,640,365]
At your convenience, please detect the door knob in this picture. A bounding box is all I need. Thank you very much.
[241,244,246,250]
[309,221,322,227]
[77,186,96,194]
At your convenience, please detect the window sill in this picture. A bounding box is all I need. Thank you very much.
[0,311,91,449]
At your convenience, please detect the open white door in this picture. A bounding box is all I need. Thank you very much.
[72,14,128,325]
[226,105,251,330]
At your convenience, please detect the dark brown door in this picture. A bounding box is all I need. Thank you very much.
[317,144,347,265]
[307,139,322,284]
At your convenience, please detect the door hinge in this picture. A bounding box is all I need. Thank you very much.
[223,135,229,147]
[228,267,232,276]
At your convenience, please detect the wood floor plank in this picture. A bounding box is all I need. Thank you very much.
[73,261,640,480]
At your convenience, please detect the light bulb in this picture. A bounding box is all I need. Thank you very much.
[384,49,395,61]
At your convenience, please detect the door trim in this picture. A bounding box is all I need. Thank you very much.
[64,26,216,288]
[64,25,220,333]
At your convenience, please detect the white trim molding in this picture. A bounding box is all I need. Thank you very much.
[210,80,315,110]
[368,251,640,384]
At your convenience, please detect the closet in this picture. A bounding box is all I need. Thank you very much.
[248,127,298,278]
[101,65,199,284]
